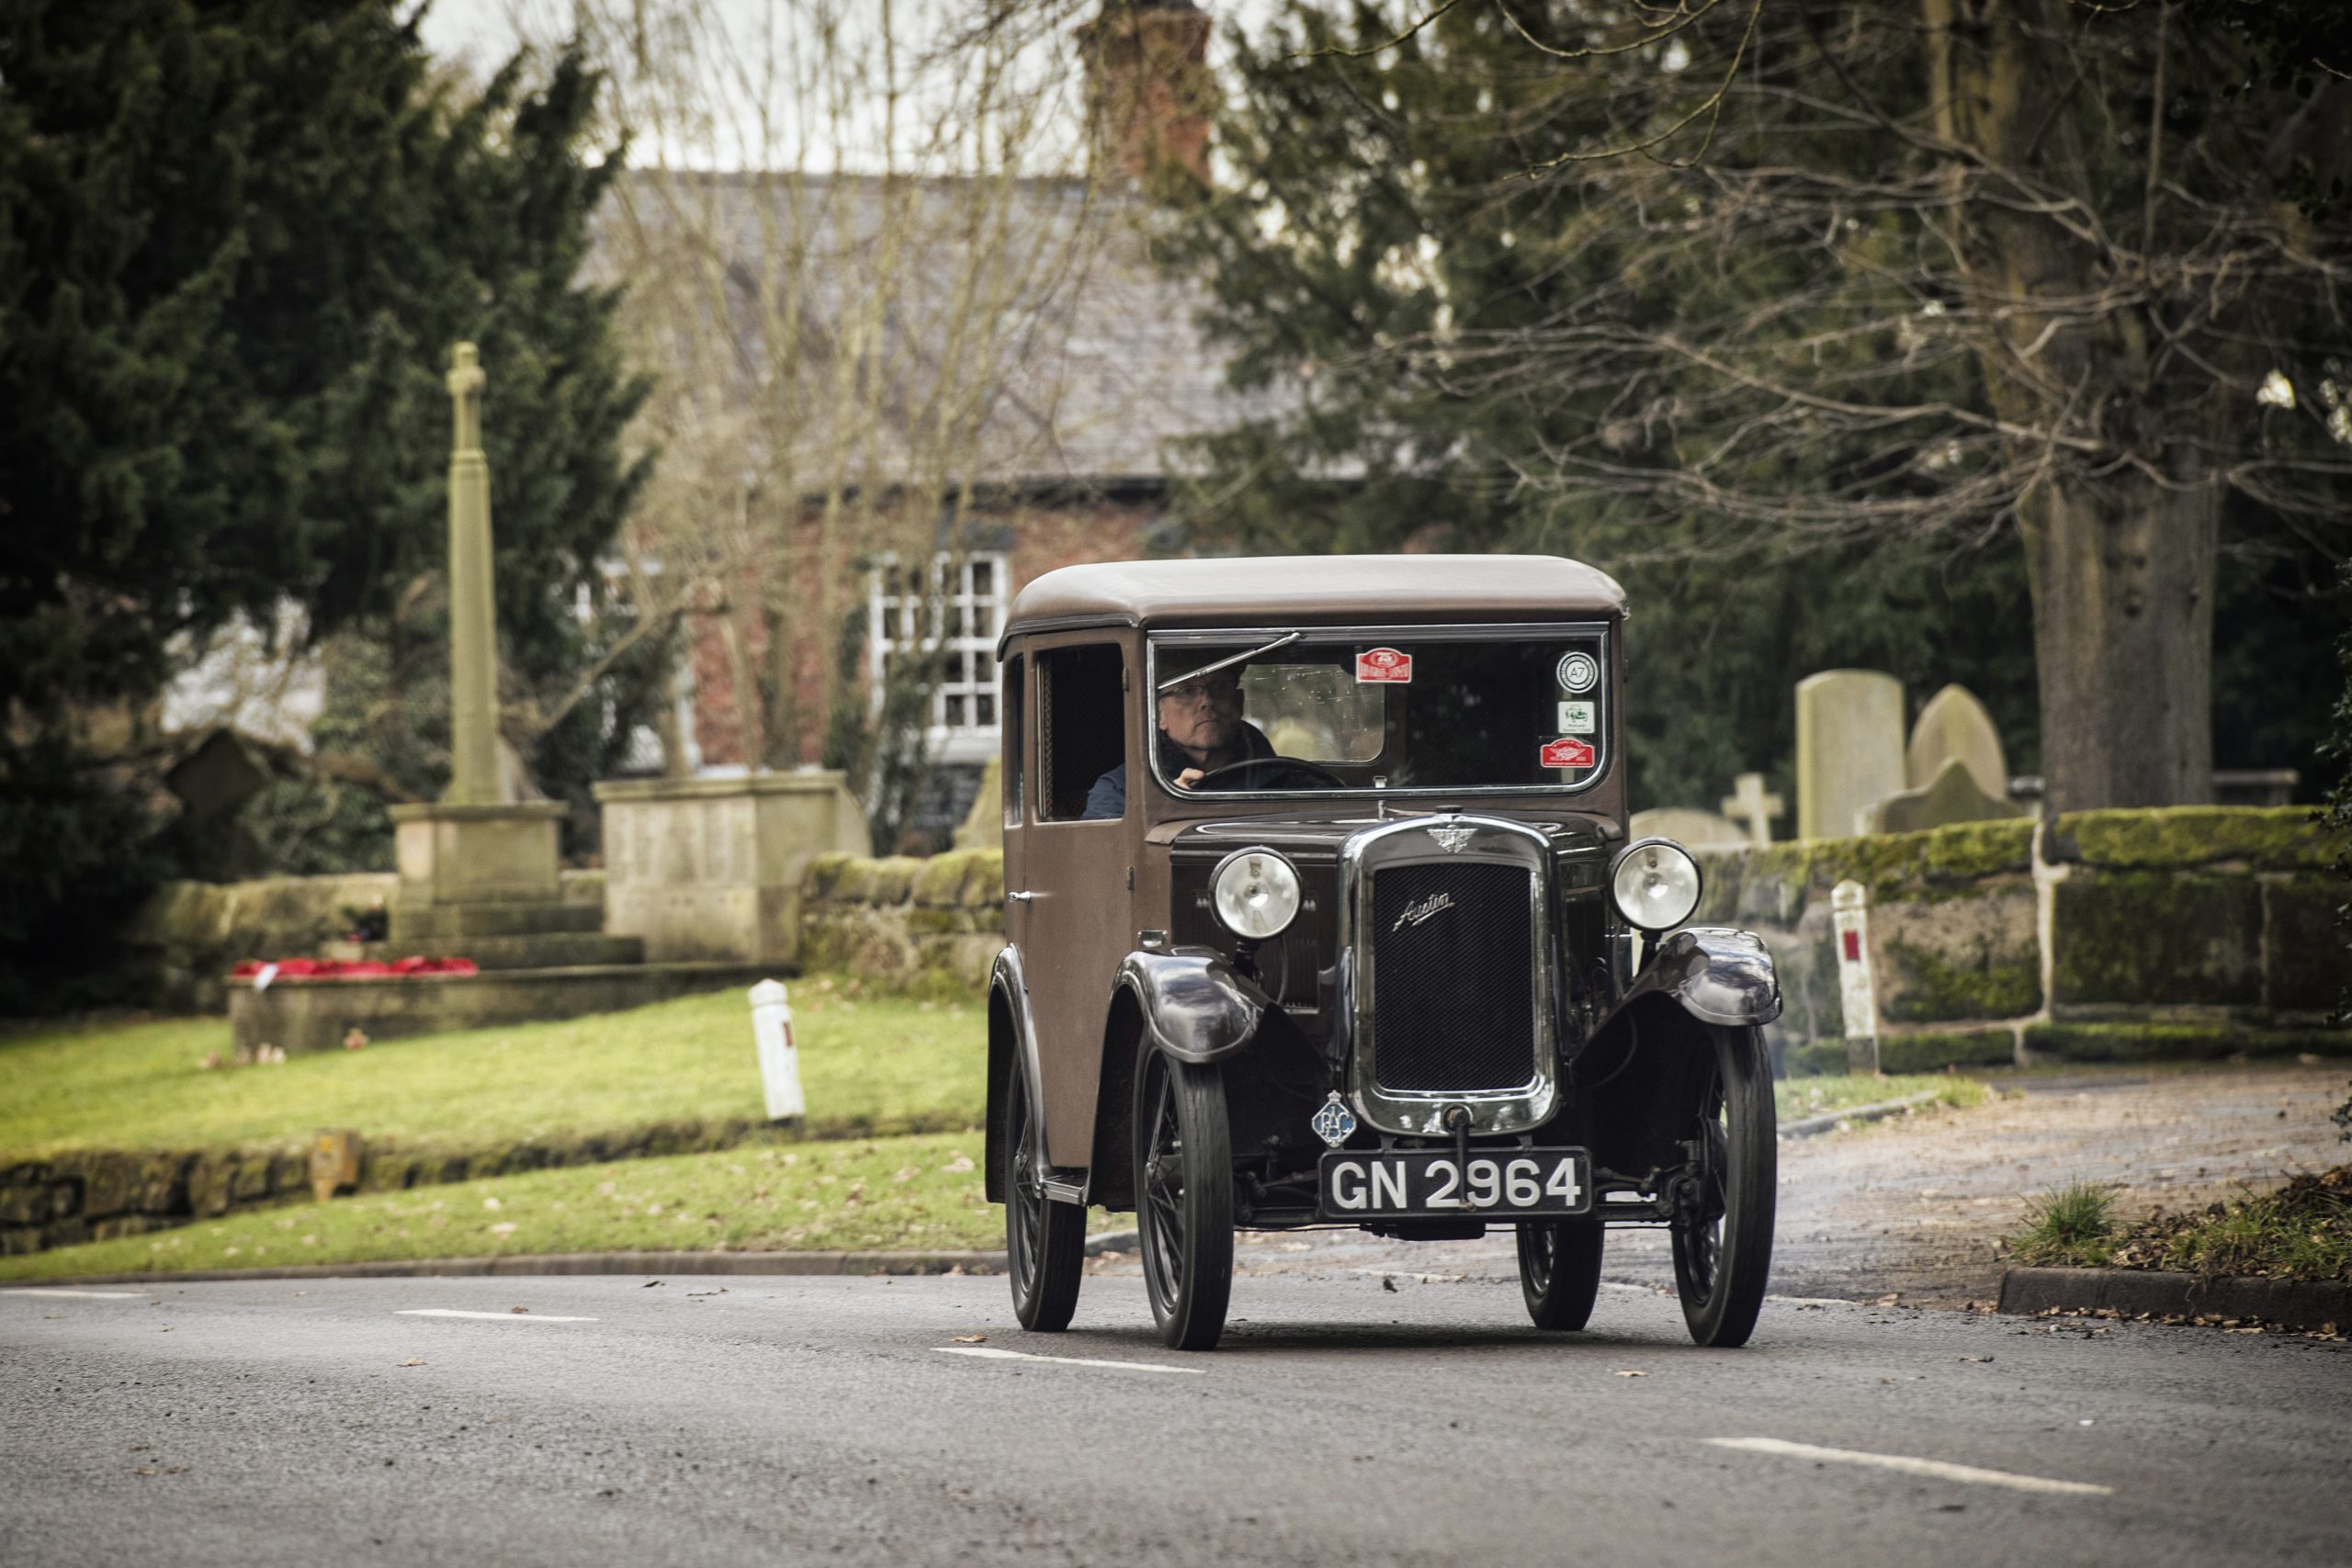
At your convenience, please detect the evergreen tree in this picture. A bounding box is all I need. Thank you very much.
[0,1,650,1004]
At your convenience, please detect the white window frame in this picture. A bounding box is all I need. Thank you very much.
[867,550,1008,765]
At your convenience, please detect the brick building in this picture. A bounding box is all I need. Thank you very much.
[605,2,1270,843]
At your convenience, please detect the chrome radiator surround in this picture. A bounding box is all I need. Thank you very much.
[1336,815,1560,1137]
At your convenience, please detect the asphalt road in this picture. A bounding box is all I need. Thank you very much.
[6,1269,2347,1567]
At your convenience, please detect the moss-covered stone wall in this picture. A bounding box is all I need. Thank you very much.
[1698,807,2347,1072]
[797,849,1004,998]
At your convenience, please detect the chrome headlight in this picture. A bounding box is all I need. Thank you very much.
[1610,838,1702,931]
[1211,847,1302,941]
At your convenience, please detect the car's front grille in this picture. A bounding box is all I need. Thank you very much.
[1368,861,1537,1093]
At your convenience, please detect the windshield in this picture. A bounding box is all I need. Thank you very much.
[1146,626,1610,797]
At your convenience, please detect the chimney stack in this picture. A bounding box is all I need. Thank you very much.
[1080,1,1214,185]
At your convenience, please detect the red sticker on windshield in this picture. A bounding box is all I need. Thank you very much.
[1540,736,1596,770]
[1355,647,1413,683]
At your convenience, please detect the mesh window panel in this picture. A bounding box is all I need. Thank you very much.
[1369,861,1537,1093]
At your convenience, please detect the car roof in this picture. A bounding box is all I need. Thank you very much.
[997,555,1625,654]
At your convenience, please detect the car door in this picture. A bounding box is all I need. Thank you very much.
[1015,635,1135,1169]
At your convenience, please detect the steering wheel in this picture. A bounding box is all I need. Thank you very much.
[1180,755,1349,792]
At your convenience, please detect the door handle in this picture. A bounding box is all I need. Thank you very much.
[1005,890,1036,902]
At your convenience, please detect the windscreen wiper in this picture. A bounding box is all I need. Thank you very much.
[1156,631,1302,693]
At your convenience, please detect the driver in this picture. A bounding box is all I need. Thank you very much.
[1080,659,1283,819]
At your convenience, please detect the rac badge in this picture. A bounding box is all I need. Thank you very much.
[1310,1092,1358,1149]
[1427,826,1475,853]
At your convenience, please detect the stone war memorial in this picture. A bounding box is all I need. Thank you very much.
[227,344,859,1055]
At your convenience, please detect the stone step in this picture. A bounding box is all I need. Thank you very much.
[337,932,646,972]
[390,900,606,944]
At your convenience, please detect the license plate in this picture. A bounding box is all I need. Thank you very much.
[1317,1147,1591,1219]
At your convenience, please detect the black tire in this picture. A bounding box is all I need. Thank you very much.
[1133,1049,1234,1351]
[1668,1023,1777,1348]
[1003,1065,1084,1333]
[1516,1216,1605,1331]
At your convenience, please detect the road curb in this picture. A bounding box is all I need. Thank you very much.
[1997,1266,2352,1332]
[7,1248,1012,1287]
[1778,1090,1943,1139]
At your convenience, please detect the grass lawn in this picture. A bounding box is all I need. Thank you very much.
[1776,1073,1988,1121]
[0,977,983,1158]
[0,1132,1005,1280]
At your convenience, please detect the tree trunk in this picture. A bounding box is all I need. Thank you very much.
[1926,0,2215,811]
[2019,468,2216,813]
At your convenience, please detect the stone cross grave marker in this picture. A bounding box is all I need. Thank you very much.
[1718,772,1784,846]
[1795,670,1905,840]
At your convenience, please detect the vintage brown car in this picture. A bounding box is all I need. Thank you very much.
[983,557,1781,1350]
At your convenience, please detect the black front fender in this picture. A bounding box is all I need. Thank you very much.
[1600,926,1782,1032]
[1114,947,1272,1065]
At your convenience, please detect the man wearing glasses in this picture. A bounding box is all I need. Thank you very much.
[1080,660,1284,819]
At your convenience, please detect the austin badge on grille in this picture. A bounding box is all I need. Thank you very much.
[1427,826,1475,853]
[1310,1091,1358,1148]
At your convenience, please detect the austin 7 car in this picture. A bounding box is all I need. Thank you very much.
[984,557,1781,1350]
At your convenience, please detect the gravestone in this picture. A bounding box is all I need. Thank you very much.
[1905,683,2007,797]
[1628,807,1749,850]
[1794,670,1905,840]
[1867,756,2026,833]
[1718,772,1783,846]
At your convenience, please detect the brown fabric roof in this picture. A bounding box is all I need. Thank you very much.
[1001,556,1626,649]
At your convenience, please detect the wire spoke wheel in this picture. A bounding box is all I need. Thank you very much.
[1133,1049,1234,1351]
[1003,1065,1083,1332]
[1668,1023,1775,1348]
[1516,1213,1604,1331]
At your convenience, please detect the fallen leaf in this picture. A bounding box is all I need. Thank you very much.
[1614,1370,1648,1378]
[510,1306,528,1314]
[950,1334,986,1344]
[135,1467,157,1477]
[397,1358,425,1367]
[642,1280,665,1288]
[1381,1277,1398,1293]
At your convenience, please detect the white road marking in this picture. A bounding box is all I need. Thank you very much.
[3,1288,150,1300]
[1705,1438,2112,1496]
[933,1346,1204,1375]
[394,1309,599,1324]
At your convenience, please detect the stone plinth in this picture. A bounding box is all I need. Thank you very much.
[229,962,775,1055]
[387,800,569,948]
[595,773,870,964]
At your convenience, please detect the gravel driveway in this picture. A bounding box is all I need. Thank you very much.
[1093,1061,2352,1309]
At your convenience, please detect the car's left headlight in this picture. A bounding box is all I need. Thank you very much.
[1610,838,1702,931]
[1212,847,1302,941]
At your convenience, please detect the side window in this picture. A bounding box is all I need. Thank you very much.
[1036,643,1125,821]
[1001,654,1024,826]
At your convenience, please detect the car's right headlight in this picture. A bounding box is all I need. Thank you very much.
[1610,838,1702,931]
[1211,847,1302,941]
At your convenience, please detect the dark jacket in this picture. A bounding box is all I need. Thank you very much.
[1082,723,1277,820]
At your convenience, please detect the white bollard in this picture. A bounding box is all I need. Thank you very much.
[1830,879,1879,1076]
[749,979,804,1122]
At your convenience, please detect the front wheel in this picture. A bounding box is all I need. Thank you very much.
[1668,1023,1777,1348]
[1003,1065,1084,1332]
[1133,1049,1234,1350]
[1517,1216,1605,1331]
